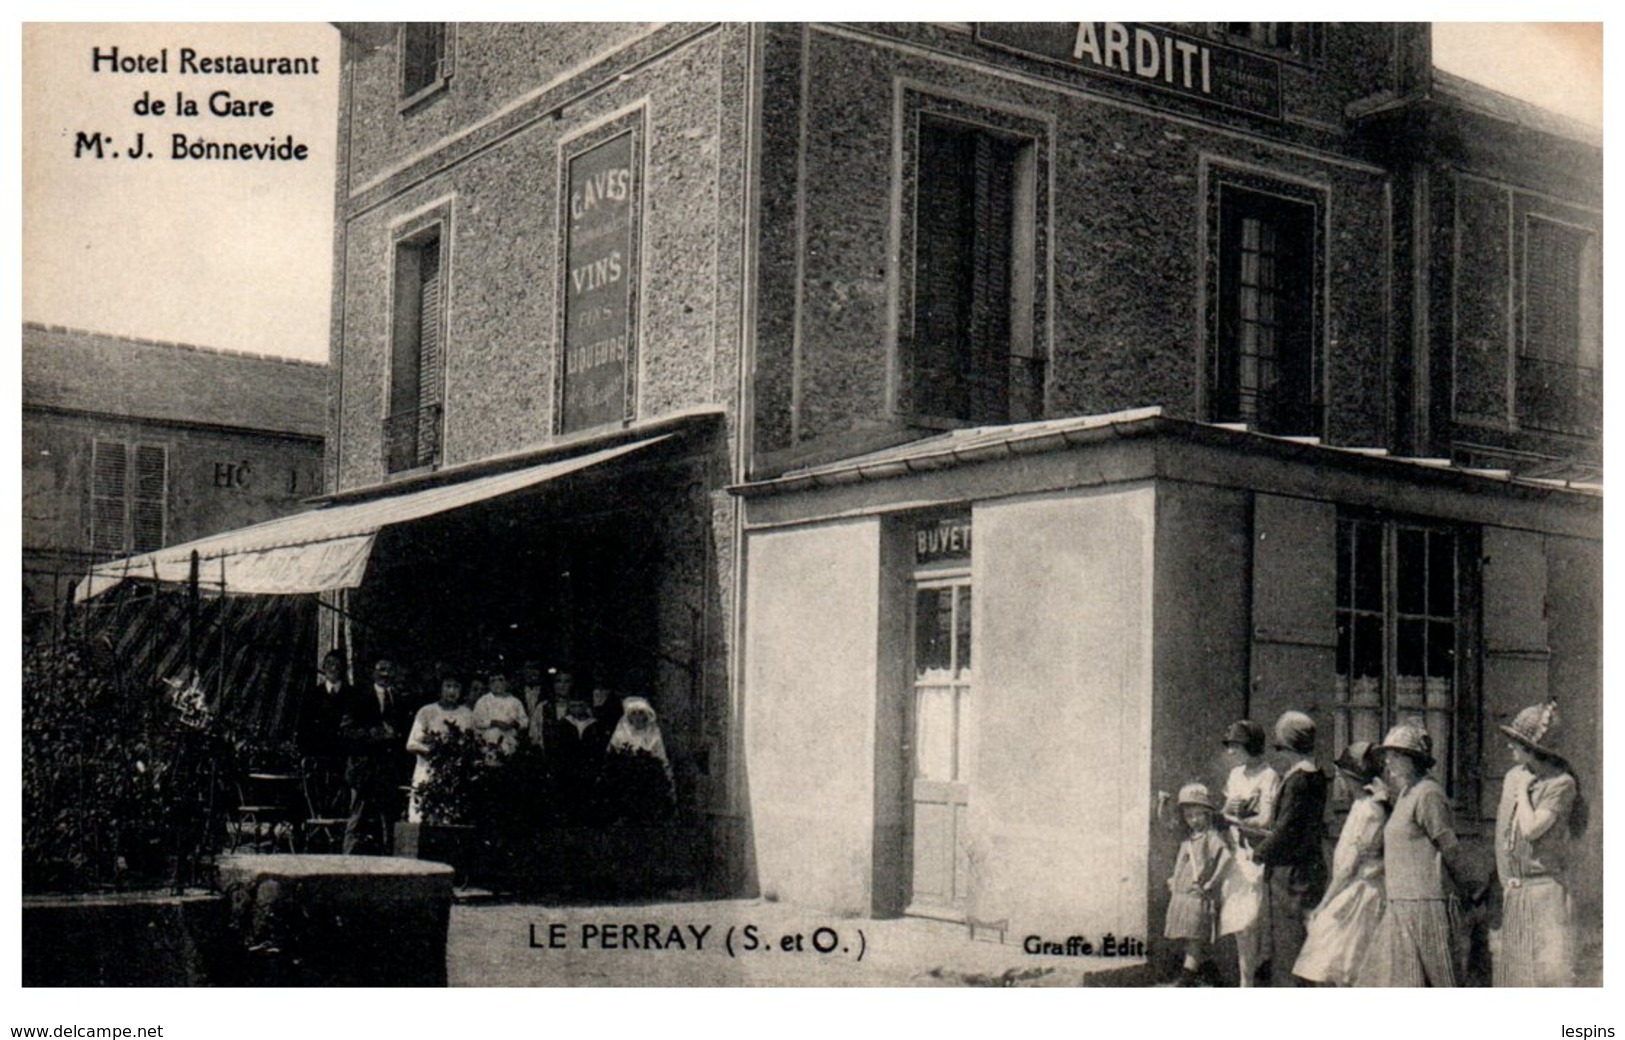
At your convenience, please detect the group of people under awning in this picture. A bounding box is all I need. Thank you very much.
[297,650,675,855]
[1159,700,1586,987]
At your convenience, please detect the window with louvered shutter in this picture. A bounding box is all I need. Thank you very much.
[387,229,446,473]
[1518,217,1597,435]
[132,444,167,553]
[913,119,1022,424]
[90,440,128,555]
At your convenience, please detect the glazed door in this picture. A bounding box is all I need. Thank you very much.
[905,577,973,918]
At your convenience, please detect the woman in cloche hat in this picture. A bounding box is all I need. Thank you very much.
[1163,782,1231,986]
[1359,723,1474,986]
[1493,699,1585,986]
[1218,720,1278,988]
[1293,742,1388,986]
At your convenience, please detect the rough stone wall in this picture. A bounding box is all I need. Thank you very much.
[1439,167,1602,464]
[752,24,1394,459]
[334,25,747,489]
[342,24,656,191]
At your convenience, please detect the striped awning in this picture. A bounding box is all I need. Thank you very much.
[76,435,668,602]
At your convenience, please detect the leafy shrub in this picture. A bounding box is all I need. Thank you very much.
[22,638,255,892]
[414,723,491,826]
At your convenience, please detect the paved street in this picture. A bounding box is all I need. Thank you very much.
[448,896,1150,987]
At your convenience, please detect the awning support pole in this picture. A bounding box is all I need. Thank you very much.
[187,550,200,677]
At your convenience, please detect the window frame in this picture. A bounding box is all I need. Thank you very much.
[1203,164,1326,436]
[89,439,167,557]
[384,202,453,475]
[398,23,455,112]
[1333,510,1482,806]
[895,89,1050,429]
[1210,22,1325,65]
[1516,213,1601,437]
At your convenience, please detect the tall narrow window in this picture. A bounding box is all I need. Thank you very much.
[90,440,167,556]
[386,229,445,473]
[1335,515,1468,793]
[401,23,449,100]
[1518,217,1600,436]
[912,118,1038,425]
[1215,187,1318,434]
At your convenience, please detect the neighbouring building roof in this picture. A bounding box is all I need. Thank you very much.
[22,323,328,439]
[1431,69,1602,148]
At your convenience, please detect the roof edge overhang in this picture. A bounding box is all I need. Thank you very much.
[730,409,1600,514]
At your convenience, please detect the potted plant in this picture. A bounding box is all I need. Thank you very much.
[393,725,487,881]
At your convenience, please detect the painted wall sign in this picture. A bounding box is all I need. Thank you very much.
[915,515,973,566]
[975,23,1282,120]
[561,130,636,433]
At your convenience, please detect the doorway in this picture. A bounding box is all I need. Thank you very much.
[903,572,973,919]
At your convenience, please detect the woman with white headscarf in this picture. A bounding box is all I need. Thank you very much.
[598,696,675,824]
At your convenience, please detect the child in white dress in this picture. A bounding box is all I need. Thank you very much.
[1164,783,1232,986]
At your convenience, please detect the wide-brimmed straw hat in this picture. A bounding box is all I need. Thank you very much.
[1176,782,1218,812]
[1378,724,1435,770]
[1499,700,1562,759]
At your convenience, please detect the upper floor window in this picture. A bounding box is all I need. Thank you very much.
[400,23,452,106]
[1216,22,1324,60]
[386,225,446,473]
[1212,183,1320,435]
[91,440,166,557]
[911,117,1040,426]
[1518,216,1601,437]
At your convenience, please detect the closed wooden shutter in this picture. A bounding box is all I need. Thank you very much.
[968,134,1015,423]
[1250,494,1337,733]
[132,444,167,553]
[1525,220,1584,364]
[90,440,128,555]
[913,121,1017,423]
[1479,527,1548,815]
[416,238,443,465]
[914,123,972,419]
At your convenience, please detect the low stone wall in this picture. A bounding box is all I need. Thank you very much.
[23,891,228,986]
[217,854,454,986]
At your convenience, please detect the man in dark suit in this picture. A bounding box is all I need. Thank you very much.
[296,650,351,760]
[339,658,412,854]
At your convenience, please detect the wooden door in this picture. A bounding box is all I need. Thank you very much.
[905,577,973,918]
